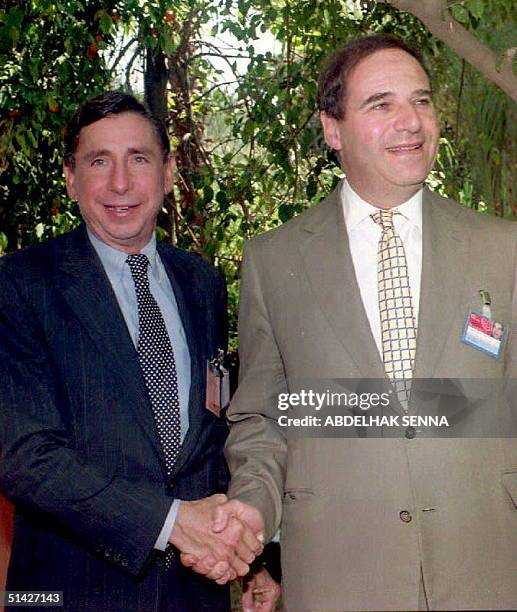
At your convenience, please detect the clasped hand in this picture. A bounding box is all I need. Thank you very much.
[169,494,264,584]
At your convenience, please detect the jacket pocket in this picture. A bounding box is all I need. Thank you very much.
[283,487,314,503]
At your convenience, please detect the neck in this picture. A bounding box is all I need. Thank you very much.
[346,178,422,209]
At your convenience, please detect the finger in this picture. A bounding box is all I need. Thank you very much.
[234,535,258,565]
[205,560,231,581]
[188,554,219,575]
[228,553,250,577]
[215,568,237,585]
[241,524,265,556]
[179,553,198,567]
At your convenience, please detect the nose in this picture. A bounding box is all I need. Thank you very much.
[109,161,131,194]
[393,103,422,133]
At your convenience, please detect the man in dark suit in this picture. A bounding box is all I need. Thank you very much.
[0,92,274,611]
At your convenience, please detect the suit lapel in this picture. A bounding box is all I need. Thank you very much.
[297,185,386,379]
[413,189,470,378]
[56,226,164,461]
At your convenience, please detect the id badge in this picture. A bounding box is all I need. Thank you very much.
[462,311,506,359]
[205,351,230,417]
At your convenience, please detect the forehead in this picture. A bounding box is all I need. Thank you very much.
[76,112,161,152]
[345,48,430,103]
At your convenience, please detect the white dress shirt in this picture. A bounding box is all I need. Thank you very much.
[340,180,423,357]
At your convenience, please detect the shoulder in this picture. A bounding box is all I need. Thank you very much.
[157,241,225,290]
[246,183,342,255]
[0,227,85,285]
[426,189,516,237]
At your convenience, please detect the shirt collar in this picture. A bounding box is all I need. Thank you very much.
[341,179,423,232]
[87,229,162,283]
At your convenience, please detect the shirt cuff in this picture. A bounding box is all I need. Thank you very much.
[154,499,180,551]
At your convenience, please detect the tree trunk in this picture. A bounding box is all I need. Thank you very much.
[381,0,517,102]
[144,48,175,242]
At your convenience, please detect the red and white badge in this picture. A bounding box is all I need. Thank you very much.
[462,311,505,359]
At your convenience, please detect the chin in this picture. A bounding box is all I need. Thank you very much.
[395,173,428,188]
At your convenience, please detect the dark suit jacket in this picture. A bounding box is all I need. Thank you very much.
[0,225,230,611]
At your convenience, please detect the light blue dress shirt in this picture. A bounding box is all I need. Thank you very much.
[88,230,190,550]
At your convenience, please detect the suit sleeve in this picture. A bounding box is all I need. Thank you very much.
[225,241,287,541]
[0,265,172,576]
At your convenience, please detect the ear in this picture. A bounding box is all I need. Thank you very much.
[320,111,343,152]
[63,163,78,201]
[163,154,176,194]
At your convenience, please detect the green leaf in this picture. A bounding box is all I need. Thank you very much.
[14,130,29,156]
[216,190,229,208]
[450,5,470,25]
[99,12,113,34]
[468,0,484,19]
[306,177,317,199]
[161,31,176,56]
[9,25,19,47]
[241,119,255,140]
[203,185,214,203]
[7,7,23,29]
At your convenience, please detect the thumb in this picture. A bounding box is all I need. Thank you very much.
[211,502,235,533]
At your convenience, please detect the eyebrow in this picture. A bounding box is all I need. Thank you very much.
[127,146,157,157]
[82,149,110,162]
[360,88,433,109]
[81,146,158,162]
[360,91,391,109]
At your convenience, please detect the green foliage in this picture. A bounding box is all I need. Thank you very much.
[1,0,514,343]
[0,1,116,250]
[431,0,516,216]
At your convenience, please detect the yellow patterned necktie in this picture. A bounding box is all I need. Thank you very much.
[371,209,417,410]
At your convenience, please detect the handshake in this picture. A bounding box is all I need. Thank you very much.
[169,494,266,584]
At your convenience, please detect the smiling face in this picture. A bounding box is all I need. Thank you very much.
[320,48,440,208]
[64,112,174,253]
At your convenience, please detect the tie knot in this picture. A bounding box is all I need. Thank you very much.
[371,209,395,231]
[126,253,150,280]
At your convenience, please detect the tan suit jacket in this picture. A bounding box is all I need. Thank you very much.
[226,184,517,611]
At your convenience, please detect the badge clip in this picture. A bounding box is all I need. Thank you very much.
[479,289,492,320]
[206,349,230,417]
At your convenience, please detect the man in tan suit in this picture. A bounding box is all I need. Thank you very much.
[194,35,517,610]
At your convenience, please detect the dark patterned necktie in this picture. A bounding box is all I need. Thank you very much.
[126,254,181,475]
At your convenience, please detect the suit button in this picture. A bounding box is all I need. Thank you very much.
[399,510,412,523]
[120,558,128,568]
[405,426,416,439]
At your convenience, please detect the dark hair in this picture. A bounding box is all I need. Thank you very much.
[317,35,431,120]
[64,91,170,166]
